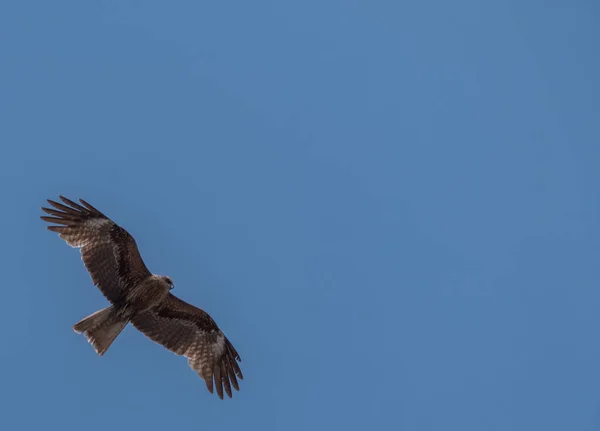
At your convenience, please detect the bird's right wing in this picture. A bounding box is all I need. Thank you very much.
[41,196,152,303]
[131,293,243,399]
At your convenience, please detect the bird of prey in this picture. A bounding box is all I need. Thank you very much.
[40,196,243,399]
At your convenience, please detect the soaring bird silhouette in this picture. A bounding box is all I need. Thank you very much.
[41,196,243,399]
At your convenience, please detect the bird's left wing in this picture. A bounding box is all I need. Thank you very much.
[131,293,243,399]
[41,196,152,303]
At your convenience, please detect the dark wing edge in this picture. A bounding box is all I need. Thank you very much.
[131,293,243,399]
[41,196,152,302]
[41,196,109,231]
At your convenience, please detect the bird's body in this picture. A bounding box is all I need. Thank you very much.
[124,275,173,314]
[41,196,243,399]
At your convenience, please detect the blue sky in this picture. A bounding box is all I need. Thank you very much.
[1,1,599,430]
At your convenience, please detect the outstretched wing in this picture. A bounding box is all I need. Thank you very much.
[41,196,152,303]
[131,293,243,399]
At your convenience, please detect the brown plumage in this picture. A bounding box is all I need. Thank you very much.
[41,196,243,399]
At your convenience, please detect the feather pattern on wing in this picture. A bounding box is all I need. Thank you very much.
[131,293,243,399]
[41,196,151,303]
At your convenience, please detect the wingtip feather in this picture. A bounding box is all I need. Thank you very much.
[47,226,67,232]
[78,198,101,213]
[214,366,224,399]
[221,362,232,398]
[40,216,70,225]
[58,195,88,212]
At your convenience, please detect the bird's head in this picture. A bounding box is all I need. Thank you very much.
[161,275,174,290]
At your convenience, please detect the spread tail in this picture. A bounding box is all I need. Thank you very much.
[73,306,129,356]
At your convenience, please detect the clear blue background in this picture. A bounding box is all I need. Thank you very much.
[1,1,599,430]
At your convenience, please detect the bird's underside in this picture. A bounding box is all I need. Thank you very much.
[41,196,243,399]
